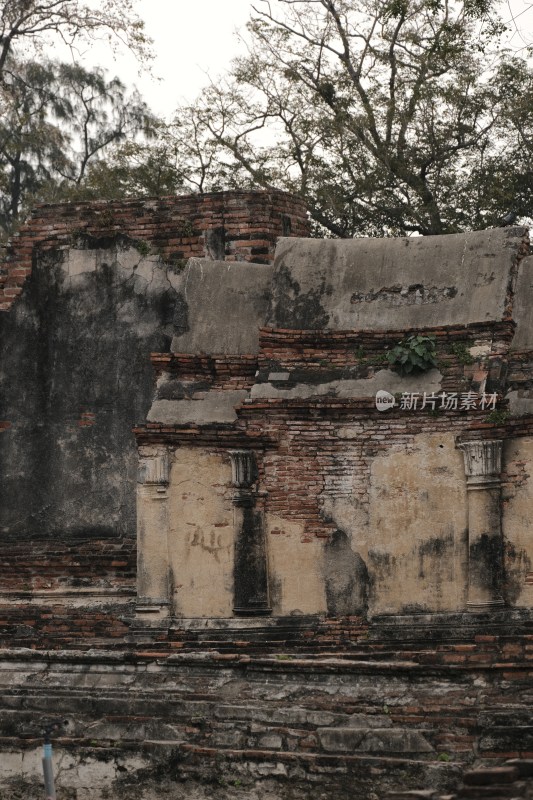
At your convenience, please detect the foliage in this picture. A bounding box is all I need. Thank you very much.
[0,56,154,237]
[387,334,438,375]
[61,131,187,202]
[2,0,532,242]
[0,0,151,78]
[484,409,510,425]
[0,0,154,241]
[448,342,475,365]
[167,0,533,237]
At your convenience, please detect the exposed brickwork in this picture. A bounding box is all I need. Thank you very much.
[251,410,473,539]
[0,533,136,592]
[507,350,533,395]
[0,189,309,311]
[135,403,520,538]
[257,323,514,398]
[138,322,517,544]
[1,209,532,798]
[259,322,515,360]
[0,604,131,649]
[2,623,533,788]
[387,760,533,799]
[151,354,259,390]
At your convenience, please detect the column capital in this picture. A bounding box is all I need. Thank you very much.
[229,449,256,489]
[458,439,502,489]
[138,447,169,486]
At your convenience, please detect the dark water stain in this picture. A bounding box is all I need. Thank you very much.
[504,540,532,604]
[269,264,330,329]
[324,530,369,616]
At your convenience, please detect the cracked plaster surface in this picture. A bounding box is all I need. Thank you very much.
[251,368,443,400]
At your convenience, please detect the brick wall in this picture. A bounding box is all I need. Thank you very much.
[138,321,516,542]
[0,531,136,592]
[0,189,309,311]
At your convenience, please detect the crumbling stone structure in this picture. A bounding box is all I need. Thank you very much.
[0,190,308,601]
[135,227,533,621]
[1,194,533,800]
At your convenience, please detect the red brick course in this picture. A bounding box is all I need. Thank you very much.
[0,189,309,311]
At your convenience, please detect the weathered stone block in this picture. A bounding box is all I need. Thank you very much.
[318,728,434,754]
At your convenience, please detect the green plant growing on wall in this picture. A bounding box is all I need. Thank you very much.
[134,239,151,257]
[167,256,188,273]
[387,335,438,376]
[448,341,474,365]
[94,208,116,229]
[485,410,510,425]
[175,218,194,237]
[373,352,390,366]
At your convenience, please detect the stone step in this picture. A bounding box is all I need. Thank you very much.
[0,703,437,756]
[318,727,434,755]
[479,728,533,753]
[384,759,533,800]
[456,785,526,799]
[0,737,463,796]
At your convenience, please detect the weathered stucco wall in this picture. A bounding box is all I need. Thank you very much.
[0,190,307,594]
[268,228,528,330]
[0,242,174,591]
[365,433,468,614]
[155,428,477,618]
[169,259,275,355]
[135,229,530,616]
[137,225,532,619]
[0,190,309,311]
[168,448,234,617]
[502,436,533,607]
[261,426,469,618]
[267,513,327,616]
[509,255,533,351]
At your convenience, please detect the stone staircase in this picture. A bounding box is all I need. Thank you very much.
[0,640,528,799]
[386,761,533,800]
[1,612,533,797]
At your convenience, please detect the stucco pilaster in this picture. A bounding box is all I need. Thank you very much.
[459,439,505,611]
[136,446,171,619]
[229,450,271,616]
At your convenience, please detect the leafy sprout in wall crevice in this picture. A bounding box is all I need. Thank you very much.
[134,238,151,257]
[484,410,510,426]
[387,334,438,376]
[448,341,475,365]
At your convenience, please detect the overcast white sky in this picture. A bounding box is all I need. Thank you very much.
[92,0,256,116]
[73,0,532,118]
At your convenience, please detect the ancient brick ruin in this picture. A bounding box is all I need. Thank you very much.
[1,190,533,799]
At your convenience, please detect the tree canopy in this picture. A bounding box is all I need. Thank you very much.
[1,0,531,239]
[0,0,153,239]
[162,0,533,236]
[0,0,151,77]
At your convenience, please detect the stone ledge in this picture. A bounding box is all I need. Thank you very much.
[370,610,533,641]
